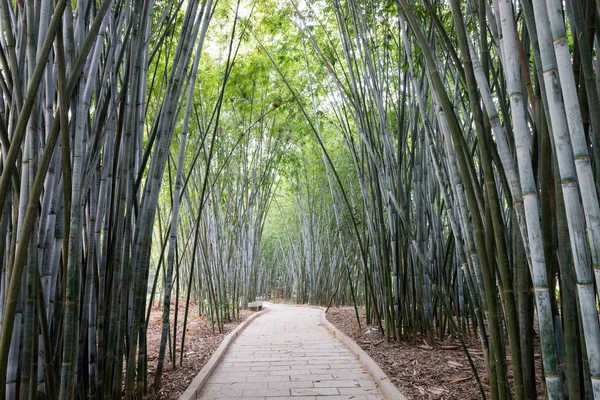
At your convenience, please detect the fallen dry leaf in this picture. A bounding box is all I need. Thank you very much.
[326,306,546,400]
[445,376,471,384]
[140,298,251,399]
[428,386,448,395]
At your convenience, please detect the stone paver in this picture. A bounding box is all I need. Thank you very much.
[197,304,386,400]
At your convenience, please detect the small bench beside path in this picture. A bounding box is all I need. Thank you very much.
[197,303,387,400]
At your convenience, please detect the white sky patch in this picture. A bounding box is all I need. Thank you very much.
[237,1,252,18]
[203,0,256,62]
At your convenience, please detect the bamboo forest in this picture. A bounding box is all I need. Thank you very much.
[2,0,600,398]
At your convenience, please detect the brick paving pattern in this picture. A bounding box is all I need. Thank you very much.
[197,304,386,399]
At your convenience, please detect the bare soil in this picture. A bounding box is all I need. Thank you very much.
[326,307,543,400]
[144,300,250,399]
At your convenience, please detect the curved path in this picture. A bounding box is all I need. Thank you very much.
[197,304,386,400]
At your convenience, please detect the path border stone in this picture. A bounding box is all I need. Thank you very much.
[178,307,270,400]
[320,309,407,400]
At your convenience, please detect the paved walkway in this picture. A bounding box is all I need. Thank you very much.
[197,304,386,400]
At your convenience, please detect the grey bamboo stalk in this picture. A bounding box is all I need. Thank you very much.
[467,38,530,267]
[0,0,68,223]
[153,0,212,389]
[528,0,600,395]
[58,5,110,394]
[123,2,202,397]
[396,1,510,396]
[447,2,524,395]
[0,0,117,395]
[496,0,563,397]
[402,22,489,365]
[541,0,600,298]
[563,0,600,191]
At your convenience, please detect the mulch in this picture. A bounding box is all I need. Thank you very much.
[326,307,543,399]
[144,300,250,399]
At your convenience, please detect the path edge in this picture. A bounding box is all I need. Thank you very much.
[178,307,270,400]
[320,310,407,400]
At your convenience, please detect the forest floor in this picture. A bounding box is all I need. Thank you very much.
[144,300,251,399]
[327,307,543,400]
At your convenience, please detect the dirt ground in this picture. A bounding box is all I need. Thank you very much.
[326,307,543,400]
[144,300,250,399]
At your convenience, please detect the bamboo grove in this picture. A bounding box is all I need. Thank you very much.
[0,0,287,398]
[0,0,600,399]
[258,0,600,399]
